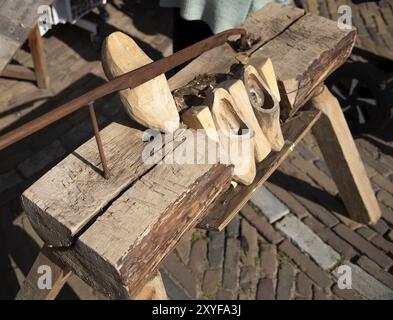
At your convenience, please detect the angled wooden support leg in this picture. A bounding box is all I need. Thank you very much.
[309,85,381,224]
[16,245,71,300]
[28,25,50,89]
[134,271,168,300]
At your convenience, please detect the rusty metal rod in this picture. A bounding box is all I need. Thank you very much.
[0,28,247,151]
[88,102,109,179]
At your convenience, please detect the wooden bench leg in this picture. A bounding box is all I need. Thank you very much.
[310,85,381,224]
[16,245,71,300]
[28,25,50,89]
[134,271,168,300]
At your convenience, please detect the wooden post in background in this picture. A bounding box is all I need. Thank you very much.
[28,25,50,89]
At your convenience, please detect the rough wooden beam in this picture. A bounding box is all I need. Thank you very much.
[50,132,232,299]
[21,121,184,247]
[249,13,356,118]
[168,3,305,91]
[310,86,381,224]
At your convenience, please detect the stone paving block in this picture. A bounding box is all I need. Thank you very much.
[355,138,379,158]
[240,204,283,244]
[0,170,23,194]
[176,230,193,265]
[189,238,207,280]
[333,224,393,270]
[360,150,391,176]
[260,244,278,278]
[256,278,275,300]
[202,268,221,297]
[377,190,393,212]
[313,286,331,300]
[296,272,312,299]
[356,227,377,240]
[303,216,357,259]
[313,159,332,178]
[239,265,257,292]
[208,230,225,268]
[380,154,393,171]
[357,256,393,289]
[240,219,258,266]
[265,182,309,219]
[370,218,389,238]
[293,193,339,228]
[17,140,66,179]
[381,204,393,226]
[331,283,363,300]
[333,262,393,300]
[226,215,240,238]
[290,157,338,195]
[162,252,198,299]
[370,235,393,254]
[160,269,191,300]
[276,263,296,300]
[222,238,240,291]
[279,240,332,288]
[372,174,393,195]
[276,215,340,270]
[250,186,289,223]
[216,289,235,300]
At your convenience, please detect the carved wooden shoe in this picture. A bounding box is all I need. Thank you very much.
[205,88,256,185]
[218,79,271,162]
[101,32,179,133]
[240,65,285,151]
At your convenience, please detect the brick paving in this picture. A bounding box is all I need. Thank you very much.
[1,1,393,300]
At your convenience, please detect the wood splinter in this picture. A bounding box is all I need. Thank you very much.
[240,65,285,151]
[101,32,180,133]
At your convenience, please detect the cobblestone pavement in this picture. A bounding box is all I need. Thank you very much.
[1,1,393,300]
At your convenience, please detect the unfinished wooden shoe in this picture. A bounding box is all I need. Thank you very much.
[205,88,256,185]
[102,32,179,133]
[218,79,271,162]
[257,57,281,102]
[240,65,285,151]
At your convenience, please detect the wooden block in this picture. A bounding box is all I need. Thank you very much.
[21,121,184,247]
[50,131,232,299]
[198,109,321,231]
[102,32,179,133]
[310,86,381,224]
[249,13,356,119]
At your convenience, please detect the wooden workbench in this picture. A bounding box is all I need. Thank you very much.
[16,3,380,300]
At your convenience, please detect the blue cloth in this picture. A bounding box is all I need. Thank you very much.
[160,0,291,33]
